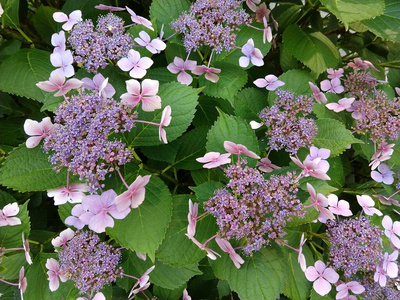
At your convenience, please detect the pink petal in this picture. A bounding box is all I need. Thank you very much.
[177,71,193,85]
[89,212,114,233]
[239,56,249,68]
[118,57,134,72]
[141,79,159,96]
[305,266,319,282]
[121,93,141,108]
[53,12,68,23]
[125,79,141,96]
[254,78,268,88]
[313,277,332,296]
[160,105,172,126]
[137,57,153,69]
[142,95,161,112]
[205,71,220,83]
[130,66,147,79]
[26,136,42,148]
[2,203,19,216]
[150,38,166,52]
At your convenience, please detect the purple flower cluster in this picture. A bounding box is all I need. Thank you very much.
[362,277,400,300]
[58,230,123,295]
[259,90,317,155]
[204,162,305,255]
[43,91,137,192]
[171,0,249,53]
[344,68,376,98]
[68,13,133,73]
[326,217,383,278]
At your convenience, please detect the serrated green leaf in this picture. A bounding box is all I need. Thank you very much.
[190,168,227,185]
[192,95,233,127]
[312,118,362,156]
[147,67,179,85]
[234,88,267,122]
[320,0,384,26]
[283,25,340,75]
[362,0,400,43]
[1,0,20,29]
[273,3,302,31]
[0,39,21,61]
[126,82,198,146]
[0,118,25,147]
[107,174,172,258]
[199,62,247,102]
[0,201,30,248]
[211,245,286,300]
[149,0,191,37]
[0,49,54,102]
[0,253,26,280]
[141,139,180,164]
[190,181,223,203]
[156,195,219,266]
[153,284,186,300]
[0,145,69,192]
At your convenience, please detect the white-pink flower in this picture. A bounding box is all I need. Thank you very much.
[187,199,198,237]
[223,141,260,159]
[77,292,105,300]
[246,0,261,12]
[22,233,32,265]
[327,194,352,217]
[46,258,67,291]
[348,58,378,71]
[53,10,82,31]
[18,267,27,299]
[262,16,272,43]
[50,50,74,78]
[239,39,264,68]
[253,74,284,91]
[135,31,166,54]
[51,228,75,249]
[117,49,153,79]
[298,233,307,272]
[307,183,334,221]
[159,105,172,144]
[336,281,365,300]
[305,260,339,296]
[36,72,82,97]
[215,237,245,269]
[81,73,115,98]
[291,156,331,180]
[0,202,21,227]
[371,163,394,185]
[64,203,93,230]
[382,215,400,249]
[95,5,125,11]
[47,183,88,205]
[192,65,221,83]
[309,82,327,104]
[183,288,191,300]
[356,195,382,216]
[114,175,151,212]
[256,157,280,173]
[121,79,161,111]
[382,251,399,278]
[185,234,220,260]
[128,266,155,297]
[126,6,154,31]
[320,78,344,94]
[23,117,54,148]
[167,57,197,85]
[51,31,66,52]
[326,97,355,113]
[327,68,344,80]
[196,152,231,169]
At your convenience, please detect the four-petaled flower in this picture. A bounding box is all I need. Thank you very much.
[185,234,221,260]
[347,58,378,71]
[64,204,93,229]
[382,215,400,249]
[114,175,151,212]
[215,237,245,269]
[53,10,82,31]
[246,0,261,12]
[126,6,154,31]
[0,202,21,227]
[128,266,155,298]
[121,79,161,111]
[371,163,394,185]
[134,31,166,54]
[81,73,116,98]
[36,72,82,97]
[167,57,197,85]
[307,183,334,222]
[51,228,75,249]
[50,50,74,78]
[326,97,355,113]
[51,31,66,53]
[239,39,264,68]
[95,4,125,11]
[298,233,307,272]
[77,292,105,300]
[291,156,331,180]
[46,258,67,291]
[192,65,221,83]
[47,183,88,205]
[327,68,344,79]
[356,195,382,216]
[320,78,344,94]
[187,199,198,237]
[224,141,260,159]
[18,267,27,299]
[256,157,281,173]
[336,281,365,300]
[327,194,352,217]
[262,16,272,43]
[159,105,172,144]
[22,233,32,265]
[117,49,153,79]
[196,152,231,169]
[23,117,54,148]
[305,260,339,296]
[253,74,284,91]
[309,82,327,104]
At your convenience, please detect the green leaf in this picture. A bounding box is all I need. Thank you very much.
[211,245,286,300]
[190,168,227,186]
[126,82,199,146]
[31,5,58,44]
[206,112,259,165]
[361,0,400,43]
[153,285,186,300]
[141,139,180,164]
[190,181,223,203]
[147,67,179,85]
[199,62,247,102]
[192,95,233,127]
[0,253,26,280]
[149,0,191,37]
[0,118,25,147]
[1,0,20,29]
[272,3,302,31]
[320,0,385,26]
[234,88,267,122]
[0,145,69,192]
[156,195,220,267]
[0,201,30,248]
[283,25,340,75]
[0,39,22,61]
[0,49,53,102]
[62,0,111,21]
[312,118,362,156]
[107,174,172,259]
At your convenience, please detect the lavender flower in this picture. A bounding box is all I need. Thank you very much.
[171,0,250,53]
[259,90,317,155]
[326,217,383,278]
[58,230,123,295]
[204,161,305,255]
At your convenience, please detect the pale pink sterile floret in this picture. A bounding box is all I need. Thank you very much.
[307,183,334,222]
[347,58,378,71]
[327,194,352,217]
[36,72,82,97]
[298,233,307,272]
[223,141,260,159]
[51,228,75,249]
[246,0,261,12]
[121,79,161,111]
[215,237,245,269]
[22,233,32,265]
[382,251,399,279]
[95,4,126,11]
[291,156,331,180]
[374,194,400,207]
[192,65,221,83]
[167,57,197,86]
[51,31,66,53]
[117,49,153,79]
[128,266,155,297]
[126,6,154,31]
[114,175,151,212]
[356,195,382,216]
[327,68,344,80]
[81,73,115,98]
[262,16,272,44]
[135,31,166,54]
[253,74,284,91]
[0,202,21,227]
[369,154,391,171]
[183,288,191,300]
[53,10,82,31]
[305,146,330,174]
[46,258,67,292]
[256,157,280,173]
[320,78,344,94]
[239,39,264,68]
[64,204,93,229]
[50,50,74,78]
[196,152,231,169]
[187,199,198,237]
[371,163,394,185]
[24,117,54,148]
[136,252,147,261]
[250,120,263,129]
[326,97,355,113]
[82,189,130,233]
[47,183,88,205]
[309,82,327,104]
[374,264,387,287]
[374,143,395,158]
[382,215,400,249]
[305,260,339,296]
[185,234,220,260]
[77,293,106,300]
[159,105,172,144]
[18,267,27,299]
[336,281,365,300]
